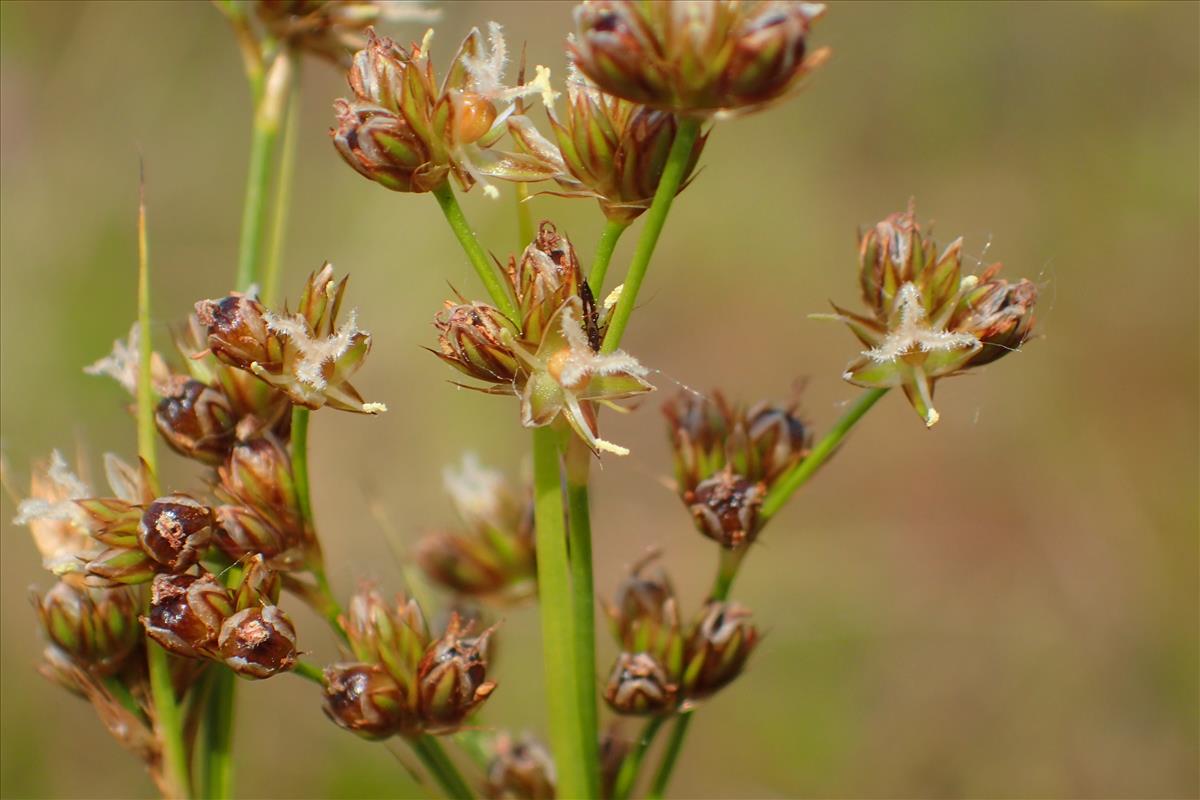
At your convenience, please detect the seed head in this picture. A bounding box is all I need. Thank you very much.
[484,733,557,800]
[218,605,299,679]
[603,651,677,716]
[569,1,828,117]
[154,379,238,465]
[142,573,234,659]
[138,496,214,573]
[322,662,415,739]
[684,468,765,549]
[33,582,140,676]
[679,601,759,702]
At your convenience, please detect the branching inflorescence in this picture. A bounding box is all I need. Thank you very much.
[9,2,1039,799]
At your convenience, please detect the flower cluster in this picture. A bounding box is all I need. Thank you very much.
[142,556,299,679]
[602,553,759,716]
[332,25,562,195]
[663,390,811,548]
[434,222,655,455]
[570,0,829,117]
[416,455,537,602]
[255,0,439,65]
[829,208,1039,426]
[321,587,497,738]
[483,733,557,800]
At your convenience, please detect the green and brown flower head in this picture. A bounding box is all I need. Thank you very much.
[196,264,385,415]
[434,224,655,456]
[33,581,141,677]
[663,390,810,547]
[828,208,1039,426]
[569,0,829,117]
[679,600,759,702]
[416,454,537,601]
[332,25,563,194]
[539,67,707,222]
[255,0,439,65]
[484,733,557,800]
[326,586,498,737]
[606,550,683,674]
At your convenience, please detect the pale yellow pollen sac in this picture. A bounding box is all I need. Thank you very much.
[546,348,588,390]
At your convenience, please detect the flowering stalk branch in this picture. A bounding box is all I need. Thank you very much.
[564,438,601,798]
[588,218,630,296]
[235,51,294,293]
[261,58,301,308]
[760,388,889,519]
[531,426,590,799]
[431,183,520,320]
[199,668,237,799]
[410,734,476,800]
[647,712,692,800]
[291,660,325,685]
[613,716,667,800]
[600,117,702,353]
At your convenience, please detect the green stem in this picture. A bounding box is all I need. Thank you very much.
[291,660,325,685]
[135,172,157,478]
[515,182,535,250]
[199,667,236,800]
[600,117,701,353]
[235,52,293,293]
[103,675,147,724]
[564,440,600,798]
[260,57,300,308]
[647,713,692,800]
[147,641,190,799]
[709,547,747,603]
[587,218,629,296]
[291,406,313,526]
[431,182,519,320]
[760,388,889,519]
[613,716,666,800]
[410,734,476,800]
[531,426,589,799]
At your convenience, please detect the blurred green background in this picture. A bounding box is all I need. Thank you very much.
[2,1,1197,798]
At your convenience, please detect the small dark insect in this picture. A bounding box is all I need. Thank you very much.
[579,280,602,352]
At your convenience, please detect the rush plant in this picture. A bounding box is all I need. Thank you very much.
[9,2,1038,799]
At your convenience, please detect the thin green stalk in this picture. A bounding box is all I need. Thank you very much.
[291,660,325,685]
[515,182,535,250]
[531,426,589,799]
[647,713,692,800]
[600,117,701,353]
[761,388,889,519]
[291,406,313,525]
[587,218,629,296]
[235,52,293,293]
[138,168,188,799]
[613,716,666,800]
[198,667,236,800]
[410,734,476,800]
[709,547,747,603]
[260,58,300,307]
[564,441,600,798]
[431,182,519,320]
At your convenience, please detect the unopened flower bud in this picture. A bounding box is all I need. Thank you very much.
[233,555,282,611]
[142,573,234,659]
[506,223,583,343]
[417,614,497,731]
[606,552,682,672]
[322,662,413,739]
[214,504,298,568]
[332,99,445,193]
[34,582,140,675]
[138,496,213,572]
[195,295,277,372]
[684,469,764,549]
[84,546,157,586]
[570,1,828,116]
[484,733,556,800]
[343,587,429,697]
[680,602,759,701]
[220,437,301,530]
[155,379,237,465]
[218,606,298,679]
[604,652,677,716]
[433,302,522,385]
[955,272,1038,368]
[743,402,811,485]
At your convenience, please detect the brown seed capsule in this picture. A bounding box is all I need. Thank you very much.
[332,99,445,193]
[680,602,759,701]
[195,295,277,372]
[322,662,413,739]
[433,301,523,385]
[417,614,497,732]
[138,497,214,572]
[684,469,765,549]
[155,379,237,465]
[603,652,677,716]
[142,573,234,659]
[484,733,557,800]
[34,582,140,676]
[955,270,1038,368]
[218,606,298,679]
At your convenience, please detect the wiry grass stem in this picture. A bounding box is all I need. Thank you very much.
[198,668,237,799]
[647,712,692,800]
[588,218,629,297]
[261,58,301,307]
[613,716,667,800]
[600,117,701,353]
[564,440,601,798]
[432,182,519,320]
[410,734,476,800]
